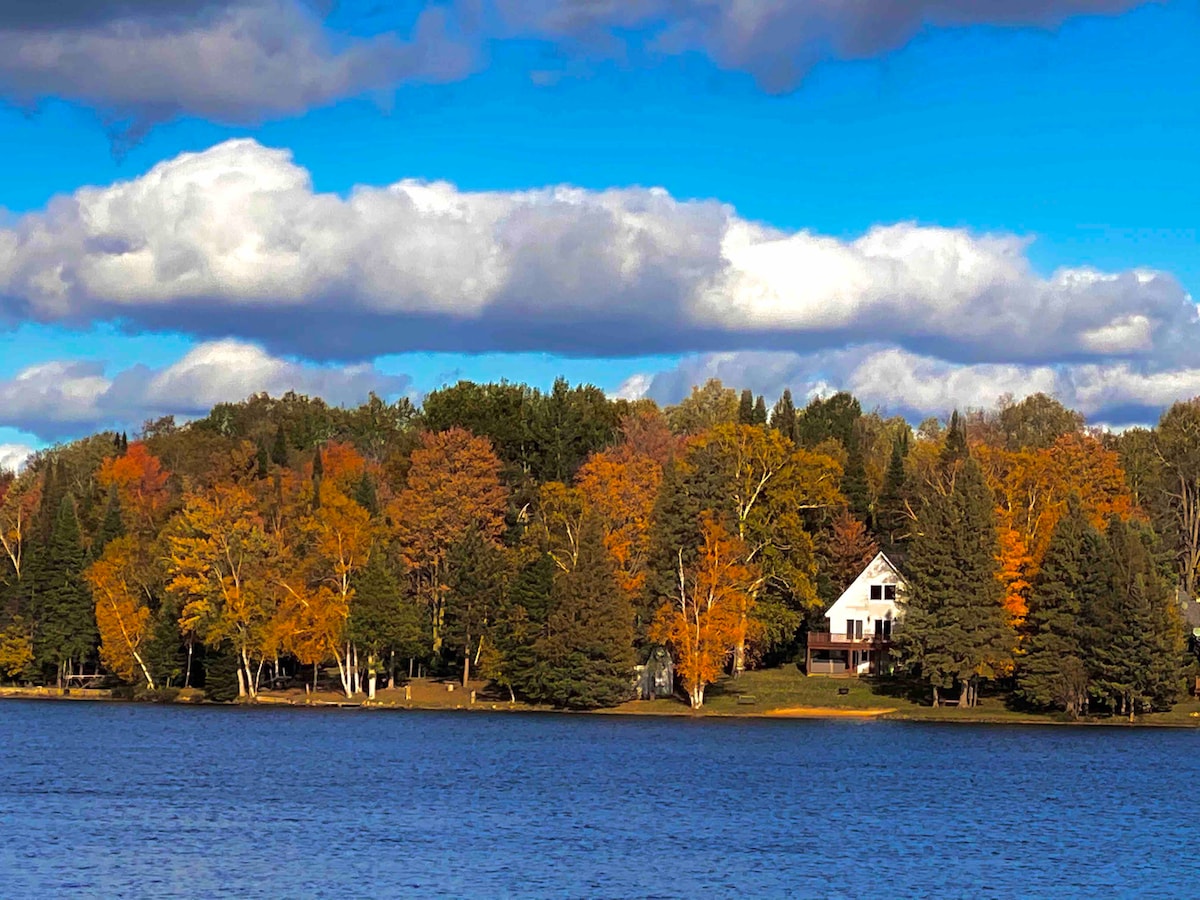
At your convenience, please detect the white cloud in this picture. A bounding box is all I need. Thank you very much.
[624,347,1200,426]
[0,339,409,440]
[0,139,1192,365]
[497,0,1156,90]
[0,1,472,136]
[0,443,33,473]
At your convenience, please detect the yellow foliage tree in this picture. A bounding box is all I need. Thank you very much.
[86,536,156,689]
[651,515,757,709]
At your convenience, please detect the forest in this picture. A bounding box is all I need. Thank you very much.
[0,378,1196,717]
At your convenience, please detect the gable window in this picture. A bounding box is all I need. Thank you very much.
[884,585,897,601]
[869,585,883,600]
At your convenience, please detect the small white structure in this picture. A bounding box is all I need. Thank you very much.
[806,551,906,676]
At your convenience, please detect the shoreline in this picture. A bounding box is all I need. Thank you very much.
[3,685,1198,728]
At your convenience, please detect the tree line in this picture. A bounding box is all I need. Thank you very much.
[0,381,1194,714]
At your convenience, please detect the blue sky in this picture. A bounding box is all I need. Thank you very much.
[0,0,1196,464]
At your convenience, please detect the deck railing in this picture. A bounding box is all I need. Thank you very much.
[806,632,892,649]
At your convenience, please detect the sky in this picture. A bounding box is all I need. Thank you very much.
[0,0,1197,467]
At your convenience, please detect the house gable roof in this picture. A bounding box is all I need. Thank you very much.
[825,550,907,620]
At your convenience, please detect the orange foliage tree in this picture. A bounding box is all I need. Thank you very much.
[391,429,507,653]
[651,515,757,709]
[825,510,879,593]
[976,433,1137,628]
[99,442,171,535]
[576,450,663,598]
[86,536,157,689]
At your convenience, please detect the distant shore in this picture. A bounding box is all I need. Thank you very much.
[4,679,1200,728]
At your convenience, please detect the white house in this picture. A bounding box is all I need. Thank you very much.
[805,551,906,676]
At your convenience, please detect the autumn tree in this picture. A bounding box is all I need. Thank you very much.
[86,536,157,690]
[165,484,276,699]
[651,515,756,709]
[98,441,171,536]
[391,429,508,654]
[667,379,739,435]
[698,424,843,671]
[575,449,663,599]
[0,470,40,586]
[825,510,879,594]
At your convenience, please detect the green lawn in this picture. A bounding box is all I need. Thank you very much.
[639,665,1200,727]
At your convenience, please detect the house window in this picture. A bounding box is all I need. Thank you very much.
[876,619,892,639]
[845,619,863,640]
[869,585,882,600]
[884,585,897,601]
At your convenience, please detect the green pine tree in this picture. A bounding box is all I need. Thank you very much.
[752,395,768,426]
[353,471,379,517]
[350,548,429,689]
[491,553,556,701]
[533,513,635,709]
[737,389,755,425]
[841,437,871,526]
[255,443,270,480]
[1015,496,1107,717]
[770,390,797,442]
[93,487,125,557]
[1088,519,1182,719]
[270,424,289,467]
[896,458,1012,707]
[32,496,97,685]
[875,438,909,552]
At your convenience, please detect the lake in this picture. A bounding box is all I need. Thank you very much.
[0,701,1196,898]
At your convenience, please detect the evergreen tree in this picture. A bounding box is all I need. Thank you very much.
[770,390,797,442]
[752,395,768,426]
[93,487,125,556]
[841,437,871,525]
[533,513,635,709]
[350,549,428,686]
[1016,497,1107,717]
[311,447,324,510]
[270,424,289,467]
[737,389,755,425]
[795,391,861,449]
[492,553,556,701]
[940,410,969,468]
[875,438,909,552]
[896,459,1012,707]
[353,472,379,517]
[255,443,269,480]
[32,496,97,685]
[1088,519,1182,719]
[445,529,510,686]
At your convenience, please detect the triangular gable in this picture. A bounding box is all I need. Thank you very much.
[825,550,907,620]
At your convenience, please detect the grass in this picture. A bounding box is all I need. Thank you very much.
[626,665,1200,727]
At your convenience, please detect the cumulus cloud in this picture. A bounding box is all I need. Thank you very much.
[620,347,1200,426]
[0,339,409,440]
[497,0,1156,90]
[0,1,472,135]
[0,139,1192,365]
[0,443,33,473]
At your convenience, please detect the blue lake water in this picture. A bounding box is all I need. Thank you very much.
[0,701,1197,898]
